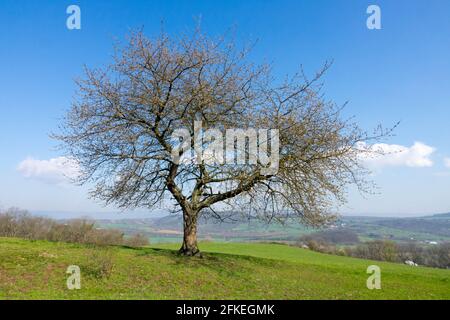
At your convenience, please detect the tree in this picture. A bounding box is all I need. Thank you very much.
[55,29,389,256]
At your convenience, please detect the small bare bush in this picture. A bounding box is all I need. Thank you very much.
[83,249,115,279]
[422,243,450,269]
[123,233,149,247]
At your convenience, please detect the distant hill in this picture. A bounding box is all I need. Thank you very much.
[424,212,450,219]
[97,212,450,244]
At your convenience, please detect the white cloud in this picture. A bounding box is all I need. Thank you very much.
[17,157,80,184]
[444,158,450,168]
[358,141,435,169]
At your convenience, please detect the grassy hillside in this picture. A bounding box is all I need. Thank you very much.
[0,238,448,299]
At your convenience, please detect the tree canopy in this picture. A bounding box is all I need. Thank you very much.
[55,29,390,255]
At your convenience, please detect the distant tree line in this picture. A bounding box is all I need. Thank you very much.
[0,208,149,247]
[300,229,360,245]
[299,230,449,269]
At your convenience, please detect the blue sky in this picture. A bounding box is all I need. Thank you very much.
[1,0,450,217]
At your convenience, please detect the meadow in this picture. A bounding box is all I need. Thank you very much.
[0,238,448,299]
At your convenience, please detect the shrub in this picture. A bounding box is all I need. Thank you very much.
[123,233,149,247]
[298,235,449,269]
[422,243,450,269]
[0,208,142,247]
[297,237,339,255]
[345,240,399,262]
[82,249,115,279]
[397,242,424,264]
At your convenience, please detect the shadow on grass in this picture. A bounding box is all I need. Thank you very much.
[130,245,279,278]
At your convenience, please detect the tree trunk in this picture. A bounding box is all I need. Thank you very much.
[178,208,201,257]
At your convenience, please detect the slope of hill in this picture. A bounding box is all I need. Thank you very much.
[0,238,449,299]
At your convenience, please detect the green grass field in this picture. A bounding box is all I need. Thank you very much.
[0,237,448,299]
